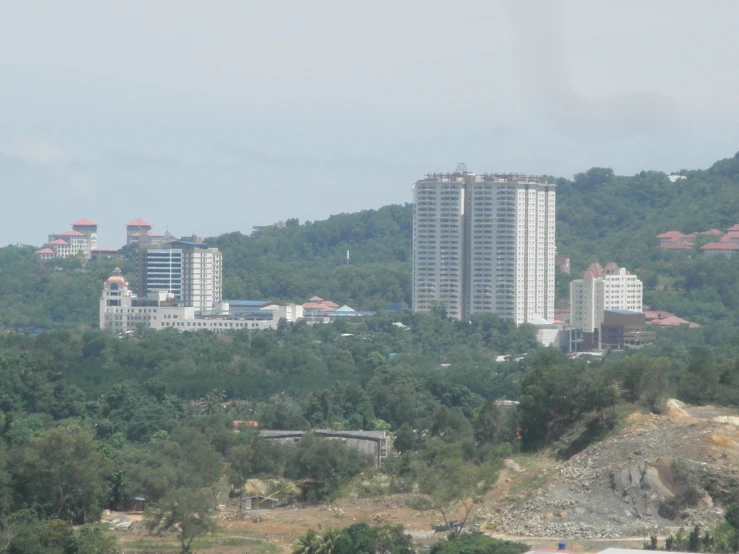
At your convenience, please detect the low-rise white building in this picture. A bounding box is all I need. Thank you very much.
[100,268,302,333]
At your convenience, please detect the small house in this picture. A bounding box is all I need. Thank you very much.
[240,496,280,510]
[123,497,147,512]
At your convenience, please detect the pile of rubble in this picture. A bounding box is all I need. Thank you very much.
[479,405,739,539]
[370,512,394,523]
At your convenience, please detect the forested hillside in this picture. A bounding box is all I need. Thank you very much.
[210,204,412,310]
[2,317,739,550]
[3,153,739,332]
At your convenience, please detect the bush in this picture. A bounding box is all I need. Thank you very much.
[430,534,529,554]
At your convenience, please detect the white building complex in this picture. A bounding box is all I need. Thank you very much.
[34,218,99,261]
[99,268,302,332]
[412,167,556,324]
[570,262,643,349]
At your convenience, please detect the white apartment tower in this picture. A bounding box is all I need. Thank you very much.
[570,262,643,334]
[137,238,222,312]
[181,243,223,312]
[412,168,556,324]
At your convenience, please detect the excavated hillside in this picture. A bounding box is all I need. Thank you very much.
[110,401,739,552]
[479,401,739,540]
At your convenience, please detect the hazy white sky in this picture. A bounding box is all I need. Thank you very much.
[2,0,739,246]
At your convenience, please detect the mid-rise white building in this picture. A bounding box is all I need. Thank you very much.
[412,168,555,324]
[181,242,222,311]
[136,237,222,312]
[570,262,643,348]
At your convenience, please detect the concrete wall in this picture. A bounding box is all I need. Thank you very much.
[259,430,390,467]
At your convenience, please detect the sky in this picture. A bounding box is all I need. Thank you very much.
[3,0,739,247]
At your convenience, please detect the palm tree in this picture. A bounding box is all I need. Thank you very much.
[293,529,324,554]
[318,528,341,554]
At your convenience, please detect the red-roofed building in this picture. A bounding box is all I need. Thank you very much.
[658,241,695,250]
[643,310,675,321]
[44,237,84,258]
[651,315,689,326]
[656,227,734,252]
[657,231,689,245]
[645,310,701,329]
[583,262,604,278]
[33,247,56,260]
[35,217,100,261]
[719,231,739,244]
[70,218,99,250]
[72,218,97,226]
[126,218,153,246]
[302,297,340,312]
[701,242,739,258]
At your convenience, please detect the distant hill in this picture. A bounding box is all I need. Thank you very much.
[3,153,739,330]
[208,204,412,310]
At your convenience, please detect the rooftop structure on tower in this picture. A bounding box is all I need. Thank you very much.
[126,218,153,246]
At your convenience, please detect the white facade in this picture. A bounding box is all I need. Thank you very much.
[100,269,299,333]
[412,171,555,324]
[42,232,90,259]
[140,249,183,299]
[182,247,223,311]
[412,179,465,318]
[570,263,643,333]
[138,241,223,311]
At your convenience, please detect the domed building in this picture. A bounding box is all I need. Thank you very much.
[99,268,135,330]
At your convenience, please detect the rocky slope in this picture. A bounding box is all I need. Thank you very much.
[479,402,739,539]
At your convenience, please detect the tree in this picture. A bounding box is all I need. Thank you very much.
[616,355,669,410]
[473,401,505,445]
[285,434,372,502]
[146,487,216,554]
[429,534,529,554]
[332,523,413,554]
[227,435,286,488]
[320,527,341,554]
[13,425,114,522]
[74,525,120,554]
[725,502,739,531]
[415,447,497,538]
[294,529,324,554]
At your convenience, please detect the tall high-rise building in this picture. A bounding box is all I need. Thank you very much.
[137,236,222,312]
[412,168,555,324]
